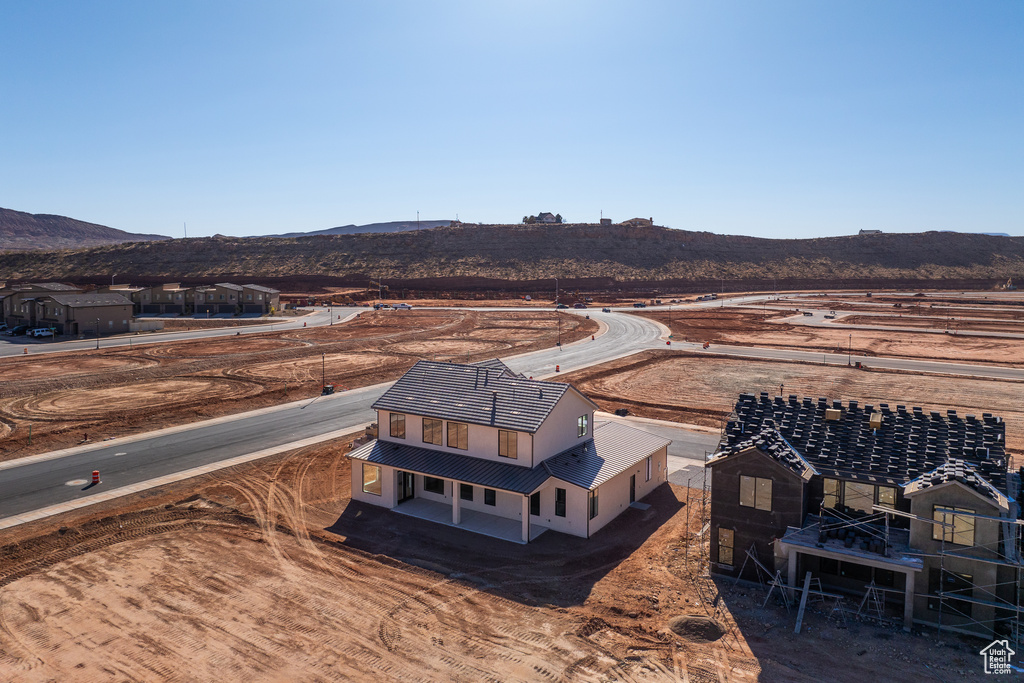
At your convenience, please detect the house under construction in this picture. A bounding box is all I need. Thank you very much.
[706,392,1023,642]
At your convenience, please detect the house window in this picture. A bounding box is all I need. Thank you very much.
[247,294,252,301]
[422,418,442,445]
[928,568,973,617]
[588,489,599,519]
[498,430,517,459]
[219,294,224,300]
[447,422,468,450]
[823,478,840,509]
[577,415,588,438]
[530,492,540,516]
[843,481,874,514]
[933,506,975,546]
[389,413,406,439]
[739,475,772,511]
[877,486,896,509]
[718,527,734,566]
[424,477,445,495]
[361,464,382,496]
[646,456,652,482]
[460,483,473,501]
[555,488,566,517]
[484,489,496,506]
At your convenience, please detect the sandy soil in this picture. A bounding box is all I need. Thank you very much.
[563,351,1024,458]
[0,311,597,461]
[840,314,1024,334]
[638,309,1024,365]
[0,441,984,682]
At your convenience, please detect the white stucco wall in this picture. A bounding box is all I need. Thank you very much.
[349,459,396,508]
[377,409,534,468]
[532,391,595,464]
[587,446,669,537]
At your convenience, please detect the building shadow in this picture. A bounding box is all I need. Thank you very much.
[325,482,683,608]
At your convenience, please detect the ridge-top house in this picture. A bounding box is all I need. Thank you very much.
[349,359,671,543]
[707,392,1023,637]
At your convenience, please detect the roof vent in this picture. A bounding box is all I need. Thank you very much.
[825,408,841,422]
[869,412,883,430]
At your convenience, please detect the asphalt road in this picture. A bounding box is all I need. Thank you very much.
[3,303,1023,524]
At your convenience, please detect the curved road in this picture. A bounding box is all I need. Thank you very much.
[3,304,1023,527]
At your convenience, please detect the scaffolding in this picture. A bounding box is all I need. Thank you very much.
[879,504,1024,647]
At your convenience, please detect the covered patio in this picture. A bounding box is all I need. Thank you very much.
[393,498,548,544]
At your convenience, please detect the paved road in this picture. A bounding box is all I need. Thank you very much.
[4,304,1023,524]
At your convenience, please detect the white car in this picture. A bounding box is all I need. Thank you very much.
[30,327,54,337]
[393,303,413,310]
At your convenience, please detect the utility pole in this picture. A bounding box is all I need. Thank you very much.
[848,334,852,366]
[95,318,100,350]
[322,353,326,388]
[330,303,333,325]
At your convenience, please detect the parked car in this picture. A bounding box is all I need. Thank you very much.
[393,303,413,310]
[802,311,813,316]
[6,325,30,336]
[30,327,54,337]
[601,307,611,313]
[556,304,568,309]
[373,303,393,310]
[573,303,587,309]
[632,302,647,308]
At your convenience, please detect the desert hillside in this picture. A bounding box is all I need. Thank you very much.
[0,223,1022,286]
[0,207,169,251]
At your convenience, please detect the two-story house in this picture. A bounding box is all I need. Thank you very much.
[349,359,671,544]
[1,282,81,328]
[194,283,243,316]
[240,284,280,315]
[33,292,134,336]
[707,392,1022,637]
[137,283,193,315]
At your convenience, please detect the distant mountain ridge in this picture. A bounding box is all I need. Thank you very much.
[266,219,451,238]
[0,207,169,251]
[1,222,1023,288]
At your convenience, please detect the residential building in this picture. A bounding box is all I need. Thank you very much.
[33,292,134,336]
[240,284,280,315]
[194,283,243,316]
[349,359,671,544]
[137,283,193,315]
[622,217,654,228]
[707,392,1022,637]
[1,282,81,328]
[537,212,558,224]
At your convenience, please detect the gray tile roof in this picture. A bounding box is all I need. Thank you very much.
[707,425,818,479]
[905,459,1010,509]
[722,392,1009,491]
[373,360,594,433]
[242,284,280,294]
[543,421,671,490]
[349,439,550,494]
[44,293,134,308]
[472,358,522,378]
[214,282,244,291]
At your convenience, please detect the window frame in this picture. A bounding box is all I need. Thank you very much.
[459,483,473,502]
[389,413,406,439]
[739,475,772,511]
[484,489,496,506]
[588,489,599,520]
[555,488,566,517]
[577,414,589,438]
[361,464,382,496]
[498,429,517,459]
[422,417,442,446]
[932,505,976,546]
[423,476,445,495]
[718,527,734,566]
[447,421,468,450]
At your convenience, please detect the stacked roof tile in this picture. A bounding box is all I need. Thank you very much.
[905,459,1009,507]
[720,392,1008,491]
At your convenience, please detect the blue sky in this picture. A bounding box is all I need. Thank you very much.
[1,1,1021,238]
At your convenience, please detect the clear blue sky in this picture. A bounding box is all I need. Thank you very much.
[1,1,1021,238]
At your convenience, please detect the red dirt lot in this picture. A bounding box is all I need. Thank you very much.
[563,351,1024,457]
[638,309,1024,365]
[0,441,986,682]
[0,310,597,462]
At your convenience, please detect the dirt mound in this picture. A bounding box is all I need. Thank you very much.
[668,614,725,642]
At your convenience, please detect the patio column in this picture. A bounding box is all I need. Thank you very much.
[903,571,915,631]
[452,482,461,525]
[521,495,530,543]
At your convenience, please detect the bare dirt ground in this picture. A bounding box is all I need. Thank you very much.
[0,441,984,682]
[157,317,285,330]
[637,309,1024,365]
[563,351,1024,459]
[0,310,597,461]
[840,314,1024,334]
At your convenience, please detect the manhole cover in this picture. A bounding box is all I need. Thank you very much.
[65,479,88,486]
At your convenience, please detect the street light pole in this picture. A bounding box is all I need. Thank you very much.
[330,303,333,326]
[322,353,326,388]
[848,334,852,366]
[95,318,100,350]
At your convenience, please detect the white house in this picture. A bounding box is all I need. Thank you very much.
[349,359,671,544]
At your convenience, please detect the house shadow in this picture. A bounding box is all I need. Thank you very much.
[325,482,684,609]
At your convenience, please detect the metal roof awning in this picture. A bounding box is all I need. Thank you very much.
[349,440,550,494]
[544,421,672,490]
